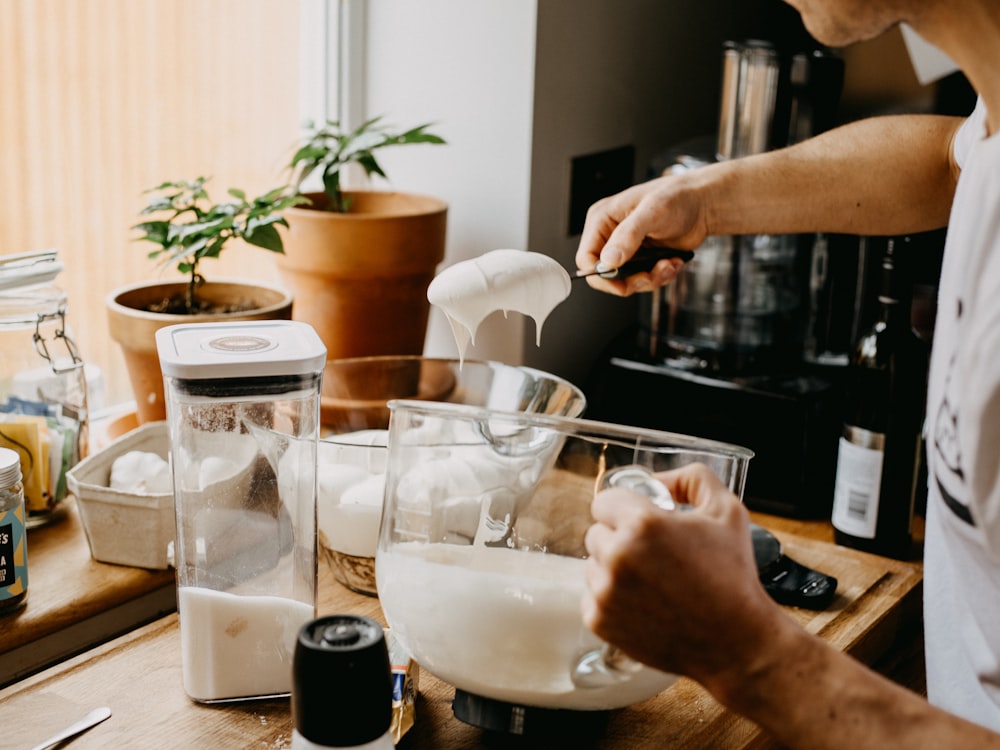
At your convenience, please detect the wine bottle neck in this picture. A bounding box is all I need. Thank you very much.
[876,238,914,327]
[877,295,912,329]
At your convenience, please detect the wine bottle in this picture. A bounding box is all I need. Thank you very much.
[831,237,928,559]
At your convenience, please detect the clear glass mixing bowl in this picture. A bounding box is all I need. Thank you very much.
[376,400,753,711]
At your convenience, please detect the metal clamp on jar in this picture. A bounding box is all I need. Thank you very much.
[0,250,89,527]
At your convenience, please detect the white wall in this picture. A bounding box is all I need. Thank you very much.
[363,1,539,366]
[361,0,767,388]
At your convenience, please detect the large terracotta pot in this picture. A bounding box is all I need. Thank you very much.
[277,191,447,361]
[106,278,293,423]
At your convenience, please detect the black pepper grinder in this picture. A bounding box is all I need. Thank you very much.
[292,615,394,750]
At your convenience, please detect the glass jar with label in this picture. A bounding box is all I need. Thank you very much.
[0,250,89,527]
[0,445,28,613]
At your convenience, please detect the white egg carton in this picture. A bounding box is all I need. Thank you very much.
[66,421,174,570]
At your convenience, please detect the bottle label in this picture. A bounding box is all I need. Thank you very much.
[831,428,885,539]
[0,507,29,600]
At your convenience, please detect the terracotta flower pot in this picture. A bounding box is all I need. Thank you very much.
[106,278,294,424]
[277,190,447,361]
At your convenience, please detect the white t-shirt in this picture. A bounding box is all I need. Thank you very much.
[923,97,1000,730]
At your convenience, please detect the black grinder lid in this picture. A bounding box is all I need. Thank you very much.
[292,614,392,747]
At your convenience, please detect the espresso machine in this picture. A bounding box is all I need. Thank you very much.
[587,40,859,518]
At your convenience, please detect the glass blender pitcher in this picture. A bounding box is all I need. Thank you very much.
[375,401,753,729]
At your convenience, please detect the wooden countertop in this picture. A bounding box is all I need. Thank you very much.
[0,515,924,750]
[0,409,177,687]
[0,497,176,688]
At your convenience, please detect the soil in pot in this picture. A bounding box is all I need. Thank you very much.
[106,279,294,423]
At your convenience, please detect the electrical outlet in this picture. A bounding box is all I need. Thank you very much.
[568,145,635,236]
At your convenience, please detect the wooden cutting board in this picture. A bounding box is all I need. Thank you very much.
[762,527,923,666]
[1,526,922,750]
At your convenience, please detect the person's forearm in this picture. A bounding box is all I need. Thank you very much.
[710,619,1000,750]
[686,114,963,238]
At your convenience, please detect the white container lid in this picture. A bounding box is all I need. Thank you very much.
[155,320,327,380]
[0,249,64,293]
[0,446,22,487]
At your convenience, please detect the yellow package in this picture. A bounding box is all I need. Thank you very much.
[15,415,51,501]
[386,629,419,743]
[0,418,50,512]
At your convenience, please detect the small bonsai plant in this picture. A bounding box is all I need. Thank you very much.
[288,116,446,213]
[132,176,306,314]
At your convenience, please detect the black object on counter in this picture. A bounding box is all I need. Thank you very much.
[292,615,393,749]
[452,689,609,738]
[751,523,837,610]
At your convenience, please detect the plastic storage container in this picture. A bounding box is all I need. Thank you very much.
[157,320,326,702]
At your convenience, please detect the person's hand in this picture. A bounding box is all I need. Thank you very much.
[575,173,708,297]
[582,463,786,694]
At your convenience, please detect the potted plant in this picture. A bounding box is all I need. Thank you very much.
[276,116,448,363]
[107,177,307,423]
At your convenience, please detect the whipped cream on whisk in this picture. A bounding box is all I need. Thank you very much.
[427,249,571,362]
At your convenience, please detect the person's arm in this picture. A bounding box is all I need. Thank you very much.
[576,113,963,296]
[582,464,1000,750]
